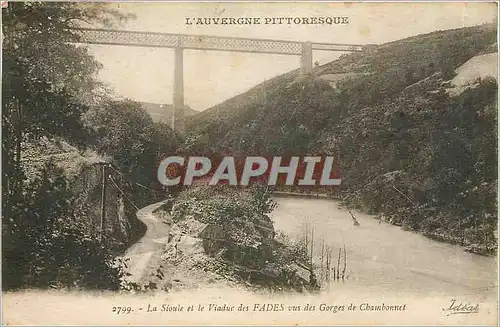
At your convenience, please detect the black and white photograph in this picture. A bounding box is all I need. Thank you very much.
[1,1,498,325]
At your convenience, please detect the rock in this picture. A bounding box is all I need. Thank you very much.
[446,53,498,96]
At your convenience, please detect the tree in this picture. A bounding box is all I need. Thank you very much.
[2,2,131,221]
[87,99,180,203]
[1,2,134,290]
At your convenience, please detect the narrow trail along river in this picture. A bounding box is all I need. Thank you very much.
[271,196,498,299]
[123,200,171,283]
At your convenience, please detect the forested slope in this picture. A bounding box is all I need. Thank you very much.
[185,23,498,254]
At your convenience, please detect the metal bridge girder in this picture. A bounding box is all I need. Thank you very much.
[74,28,302,55]
[72,28,364,55]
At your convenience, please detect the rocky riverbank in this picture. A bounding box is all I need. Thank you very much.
[140,185,319,293]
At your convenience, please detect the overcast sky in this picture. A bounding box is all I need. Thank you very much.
[87,2,497,111]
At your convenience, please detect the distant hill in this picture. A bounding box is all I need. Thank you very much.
[184,23,498,254]
[139,102,198,124]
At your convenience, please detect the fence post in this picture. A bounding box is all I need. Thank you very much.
[100,164,108,240]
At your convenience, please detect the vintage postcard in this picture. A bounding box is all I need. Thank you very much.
[1,1,498,326]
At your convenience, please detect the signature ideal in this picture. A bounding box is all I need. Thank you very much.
[442,299,480,316]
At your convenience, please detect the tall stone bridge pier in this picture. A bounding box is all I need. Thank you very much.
[74,28,364,133]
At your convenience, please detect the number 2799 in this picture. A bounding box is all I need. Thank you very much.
[112,306,132,314]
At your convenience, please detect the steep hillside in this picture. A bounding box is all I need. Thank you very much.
[20,139,145,251]
[187,23,496,142]
[184,23,498,254]
[140,102,198,124]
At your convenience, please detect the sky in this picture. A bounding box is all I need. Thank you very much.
[86,2,497,111]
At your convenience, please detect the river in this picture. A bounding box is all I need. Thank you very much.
[271,196,498,299]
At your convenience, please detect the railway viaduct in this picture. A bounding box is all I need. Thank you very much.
[74,28,364,133]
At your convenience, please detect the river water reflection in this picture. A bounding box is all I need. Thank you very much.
[270,196,497,298]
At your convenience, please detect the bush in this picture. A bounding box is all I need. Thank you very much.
[2,162,123,290]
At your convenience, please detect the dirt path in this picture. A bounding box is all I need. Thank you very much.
[122,200,170,284]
